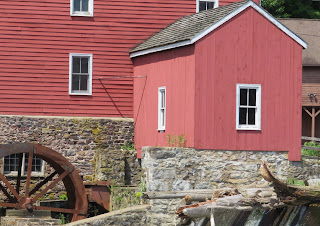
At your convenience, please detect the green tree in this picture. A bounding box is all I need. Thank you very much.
[262,0,320,18]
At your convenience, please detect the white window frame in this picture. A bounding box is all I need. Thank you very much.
[69,53,93,95]
[236,84,261,130]
[70,0,94,17]
[196,0,219,12]
[158,87,166,131]
[3,154,45,177]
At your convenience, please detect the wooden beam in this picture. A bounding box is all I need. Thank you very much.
[302,136,320,142]
[315,110,320,118]
[303,107,312,117]
[312,107,315,138]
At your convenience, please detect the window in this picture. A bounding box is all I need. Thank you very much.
[69,53,93,95]
[197,0,218,12]
[158,87,166,131]
[236,84,261,130]
[70,0,94,17]
[4,154,44,177]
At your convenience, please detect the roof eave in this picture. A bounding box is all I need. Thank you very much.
[130,1,307,59]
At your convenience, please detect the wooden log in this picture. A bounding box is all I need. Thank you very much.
[143,189,232,200]
[260,160,320,205]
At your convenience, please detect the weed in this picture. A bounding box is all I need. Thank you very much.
[167,134,187,147]
[121,142,135,150]
[287,178,305,186]
[59,193,68,201]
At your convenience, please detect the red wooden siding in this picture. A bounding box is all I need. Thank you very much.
[133,46,196,158]
[194,8,302,161]
[0,0,196,117]
[133,7,302,160]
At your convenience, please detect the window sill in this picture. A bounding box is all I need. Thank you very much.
[236,127,261,131]
[4,173,45,178]
[71,13,93,17]
[69,92,92,96]
[158,129,165,133]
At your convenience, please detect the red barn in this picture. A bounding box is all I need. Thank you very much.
[131,0,307,161]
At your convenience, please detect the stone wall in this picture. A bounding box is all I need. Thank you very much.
[142,147,320,225]
[0,115,137,185]
[67,205,151,226]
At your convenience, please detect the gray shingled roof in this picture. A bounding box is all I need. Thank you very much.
[130,0,250,53]
[279,19,320,65]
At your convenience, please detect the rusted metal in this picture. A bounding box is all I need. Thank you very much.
[0,143,88,222]
[25,149,34,198]
[30,171,57,196]
[0,172,21,201]
[16,153,23,195]
[84,181,111,212]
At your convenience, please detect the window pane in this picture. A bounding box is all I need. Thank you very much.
[248,108,256,125]
[240,89,247,106]
[199,2,206,11]
[82,0,89,12]
[72,75,80,91]
[81,57,89,73]
[207,2,215,9]
[239,108,247,125]
[161,90,165,108]
[73,57,80,73]
[74,0,81,11]
[80,75,88,91]
[249,89,256,106]
[160,109,165,127]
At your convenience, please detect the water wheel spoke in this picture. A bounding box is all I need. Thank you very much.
[16,153,23,195]
[0,172,21,201]
[35,205,82,214]
[0,202,19,208]
[25,150,34,197]
[0,183,15,202]
[29,171,57,196]
[32,170,69,203]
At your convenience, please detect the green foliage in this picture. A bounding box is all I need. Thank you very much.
[110,185,142,210]
[59,193,68,201]
[302,142,319,156]
[287,178,305,186]
[262,0,320,19]
[121,142,135,150]
[167,134,187,147]
[58,213,69,225]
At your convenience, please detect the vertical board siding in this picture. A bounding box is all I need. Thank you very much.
[133,46,196,158]
[0,0,196,117]
[194,8,302,160]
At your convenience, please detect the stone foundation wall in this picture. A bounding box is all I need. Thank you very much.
[142,147,320,225]
[67,205,151,226]
[0,115,137,185]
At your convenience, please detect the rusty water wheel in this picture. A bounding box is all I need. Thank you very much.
[0,143,88,222]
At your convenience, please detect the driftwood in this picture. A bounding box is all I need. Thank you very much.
[176,160,320,220]
[143,189,233,201]
[260,160,320,205]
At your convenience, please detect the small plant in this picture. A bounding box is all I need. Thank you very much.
[121,142,135,150]
[59,193,68,201]
[287,178,305,186]
[167,134,187,147]
[302,142,319,156]
[57,213,69,225]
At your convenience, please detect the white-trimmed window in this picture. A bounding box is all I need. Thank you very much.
[158,87,166,131]
[4,154,45,177]
[70,0,94,17]
[236,84,261,130]
[69,53,93,95]
[197,0,219,12]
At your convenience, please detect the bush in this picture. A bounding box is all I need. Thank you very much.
[302,142,320,156]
